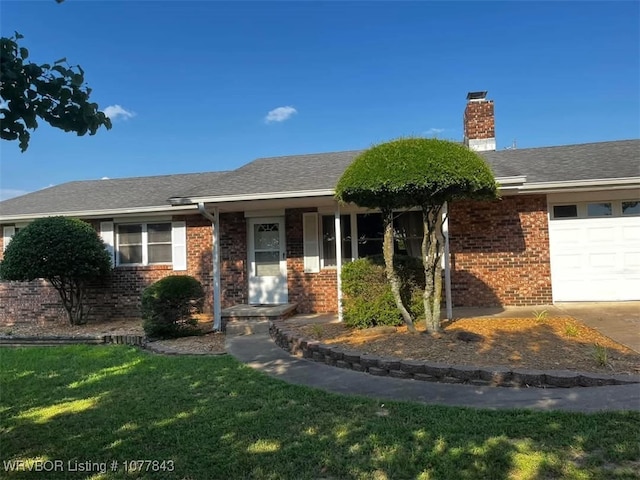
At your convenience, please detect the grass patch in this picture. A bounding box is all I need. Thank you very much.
[532,310,549,322]
[565,322,580,337]
[594,342,609,367]
[1,346,639,479]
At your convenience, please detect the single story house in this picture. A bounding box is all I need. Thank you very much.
[1,92,638,329]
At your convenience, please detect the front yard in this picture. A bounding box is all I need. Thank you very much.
[1,346,639,479]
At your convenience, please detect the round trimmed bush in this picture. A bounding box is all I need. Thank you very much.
[341,255,424,329]
[141,275,205,339]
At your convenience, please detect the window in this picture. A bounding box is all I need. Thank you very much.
[553,205,578,218]
[394,211,423,258]
[2,226,21,251]
[357,213,384,258]
[587,202,612,217]
[622,201,640,216]
[116,222,172,265]
[321,215,352,267]
[318,211,425,267]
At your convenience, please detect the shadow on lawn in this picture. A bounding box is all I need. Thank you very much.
[1,346,639,479]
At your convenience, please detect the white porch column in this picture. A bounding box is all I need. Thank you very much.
[198,203,222,331]
[212,207,222,331]
[442,202,453,321]
[335,209,343,322]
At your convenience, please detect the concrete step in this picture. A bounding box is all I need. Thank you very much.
[225,319,270,336]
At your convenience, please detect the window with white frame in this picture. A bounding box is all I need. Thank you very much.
[321,214,352,267]
[315,210,424,269]
[622,201,640,216]
[116,222,172,265]
[2,226,21,251]
[551,200,640,219]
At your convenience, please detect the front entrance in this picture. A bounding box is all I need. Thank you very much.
[247,217,288,304]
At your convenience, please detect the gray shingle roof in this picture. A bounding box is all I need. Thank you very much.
[1,139,638,220]
[0,171,227,217]
[179,140,639,200]
[180,149,365,198]
[482,139,640,183]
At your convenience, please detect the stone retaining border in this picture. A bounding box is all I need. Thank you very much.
[0,335,227,356]
[269,320,640,388]
[0,334,146,347]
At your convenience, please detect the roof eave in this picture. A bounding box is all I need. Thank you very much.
[517,177,640,194]
[170,178,529,205]
[0,204,199,223]
[168,188,337,206]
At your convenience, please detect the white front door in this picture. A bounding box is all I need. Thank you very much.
[248,217,288,304]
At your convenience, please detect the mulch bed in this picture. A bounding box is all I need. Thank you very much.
[286,317,640,376]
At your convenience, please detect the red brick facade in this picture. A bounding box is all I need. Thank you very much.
[449,194,553,306]
[285,209,338,313]
[0,196,552,325]
[0,214,214,324]
[219,212,248,308]
[463,98,495,141]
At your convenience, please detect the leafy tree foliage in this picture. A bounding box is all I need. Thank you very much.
[0,217,112,325]
[0,33,111,152]
[336,138,498,333]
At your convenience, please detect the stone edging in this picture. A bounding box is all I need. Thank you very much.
[0,334,146,347]
[0,334,227,356]
[269,320,640,388]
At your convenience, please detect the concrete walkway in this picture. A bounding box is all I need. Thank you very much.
[448,302,640,353]
[555,302,640,353]
[226,333,640,413]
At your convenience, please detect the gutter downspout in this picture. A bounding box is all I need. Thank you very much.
[197,203,222,331]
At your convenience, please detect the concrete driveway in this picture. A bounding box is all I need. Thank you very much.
[555,302,640,353]
[450,302,640,353]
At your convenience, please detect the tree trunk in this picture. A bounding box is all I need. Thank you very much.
[49,277,89,325]
[422,204,443,334]
[382,209,416,333]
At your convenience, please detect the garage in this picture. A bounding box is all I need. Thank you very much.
[548,194,640,302]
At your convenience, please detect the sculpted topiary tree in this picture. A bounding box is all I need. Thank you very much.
[0,217,112,325]
[336,138,498,333]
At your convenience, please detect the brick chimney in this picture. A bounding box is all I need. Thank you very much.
[463,91,496,151]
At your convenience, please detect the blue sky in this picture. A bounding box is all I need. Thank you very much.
[1,1,638,200]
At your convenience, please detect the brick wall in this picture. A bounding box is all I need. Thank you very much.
[219,212,248,307]
[0,195,553,325]
[285,209,338,313]
[449,194,552,306]
[0,214,214,325]
[463,99,495,140]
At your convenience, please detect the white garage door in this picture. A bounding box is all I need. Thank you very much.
[548,199,640,301]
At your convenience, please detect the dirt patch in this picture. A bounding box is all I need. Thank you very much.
[286,317,640,376]
[0,316,225,355]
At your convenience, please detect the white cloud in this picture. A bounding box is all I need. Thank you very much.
[424,128,445,137]
[264,106,297,123]
[103,104,135,121]
[0,188,30,201]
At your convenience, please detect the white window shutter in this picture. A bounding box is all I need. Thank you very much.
[303,212,320,273]
[3,226,15,252]
[171,221,187,271]
[99,221,115,266]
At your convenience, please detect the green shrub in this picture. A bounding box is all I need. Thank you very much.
[0,216,111,325]
[141,275,205,339]
[341,255,425,329]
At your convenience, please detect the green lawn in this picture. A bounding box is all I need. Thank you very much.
[1,346,638,479]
